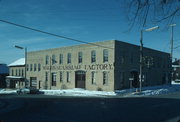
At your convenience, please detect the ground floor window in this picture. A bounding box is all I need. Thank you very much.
[67,72,70,82]
[60,72,63,82]
[45,72,48,81]
[91,71,96,85]
[52,72,57,86]
[103,71,108,85]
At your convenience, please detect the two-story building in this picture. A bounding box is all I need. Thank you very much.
[23,40,171,91]
[7,58,25,88]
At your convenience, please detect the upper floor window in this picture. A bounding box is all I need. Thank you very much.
[67,53,71,64]
[38,64,41,71]
[91,50,96,63]
[34,64,36,71]
[11,69,14,76]
[45,55,49,65]
[78,52,83,63]
[16,69,18,76]
[19,69,21,76]
[52,55,56,65]
[30,64,33,71]
[103,49,108,63]
[59,54,63,64]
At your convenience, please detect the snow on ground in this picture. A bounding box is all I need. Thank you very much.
[41,88,116,97]
[1,82,180,97]
[0,89,16,94]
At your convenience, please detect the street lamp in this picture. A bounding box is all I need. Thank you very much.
[139,26,159,92]
[14,45,27,87]
[169,24,176,62]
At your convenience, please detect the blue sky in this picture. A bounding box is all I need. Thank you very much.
[0,0,179,64]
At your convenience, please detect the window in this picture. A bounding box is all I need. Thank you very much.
[45,72,48,81]
[30,64,33,71]
[52,72,57,86]
[91,71,96,85]
[103,71,108,85]
[67,53,71,64]
[21,69,24,77]
[59,54,63,64]
[60,72,63,82]
[34,64,36,71]
[11,69,14,76]
[91,50,96,63]
[46,55,49,65]
[78,52,83,63]
[52,55,56,65]
[27,64,29,71]
[67,72,70,82]
[103,49,108,63]
[19,69,21,76]
[16,69,18,76]
[38,64,41,71]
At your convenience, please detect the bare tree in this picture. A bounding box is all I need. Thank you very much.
[124,0,180,29]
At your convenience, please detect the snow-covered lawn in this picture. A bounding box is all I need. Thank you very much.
[41,88,116,97]
[1,82,180,97]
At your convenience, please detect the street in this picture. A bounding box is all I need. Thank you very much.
[0,93,180,122]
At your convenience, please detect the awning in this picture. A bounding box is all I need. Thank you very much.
[6,76,25,81]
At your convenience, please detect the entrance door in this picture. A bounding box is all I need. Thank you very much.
[75,71,86,89]
[130,71,139,88]
[30,77,37,88]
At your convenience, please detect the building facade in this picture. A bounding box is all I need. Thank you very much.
[7,58,25,88]
[24,40,171,91]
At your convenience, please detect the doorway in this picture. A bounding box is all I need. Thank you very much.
[75,71,86,89]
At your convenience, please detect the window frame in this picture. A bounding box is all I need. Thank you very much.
[103,71,108,85]
[67,53,71,64]
[91,50,96,63]
[103,49,108,63]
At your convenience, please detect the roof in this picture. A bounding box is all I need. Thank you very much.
[8,58,25,67]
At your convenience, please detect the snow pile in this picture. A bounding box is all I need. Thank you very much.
[41,88,116,97]
[0,89,16,94]
[121,84,180,97]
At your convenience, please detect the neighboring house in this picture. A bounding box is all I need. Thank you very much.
[24,40,171,91]
[6,58,25,88]
[0,64,9,88]
[172,59,180,82]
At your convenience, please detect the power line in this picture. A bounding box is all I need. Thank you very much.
[174,45,180,49]
[0,19,114,49]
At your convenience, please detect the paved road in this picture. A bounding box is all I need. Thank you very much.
[0,93,180,122]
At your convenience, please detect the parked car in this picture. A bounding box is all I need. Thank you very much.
[17,87,39,94]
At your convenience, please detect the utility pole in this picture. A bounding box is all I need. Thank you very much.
[139,26,159,92]
[139,30,143,92]
[169,24,176,84]
[170,24,176,62]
